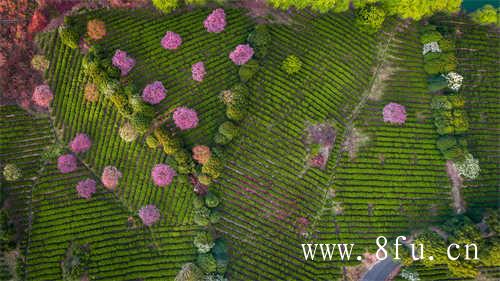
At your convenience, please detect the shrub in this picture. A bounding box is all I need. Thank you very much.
[173,107,199,130]
[32,84,53,108]
[431,95,452,111]
[238,59,259,82]
[119,122,138,142]
[247,24,270,59]
[229,44,254,65]
[205,192,220,208]
[161,31,182,50]
[218,121,239,140]
[84,83,99,102]
[202,157,224,179]
[470,5,499,26]
[192,145,211,164]
[146,135,160,149]
[152,0,179,14]
[209,210,221,224]
[428,75,448,92]
[383,102,407,124]
[194,207,210,226]
[101,166,122,190]
[192,61,206,82]
[355,5,386,33]
[87,19,106,40]
[197,253,217,273]
[76,179,97,199]
[130,113,152,133]
[438,39,455,52]
[282,55,302,75]
[61,242,90,281]
[198,174,212,186]
[154,128,182,155]
[151,164,176,187]
[174,263,204,281]
[174,149,190,165]
[420,31,443,44]
[214,133,231,145]
[194,231,215,254]
[212,239,229,274]
[69,133,92,154]
[138,205,161,226]
[142,81,166,104]
[57,154,78,174]
[204,9,226,33]
[3,164,21,181]
[31,55,49,73]
[226,106,246,121]
[112,50,135,76]
[59,26,79,49]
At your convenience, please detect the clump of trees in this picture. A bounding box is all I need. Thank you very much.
[412,211,499,279]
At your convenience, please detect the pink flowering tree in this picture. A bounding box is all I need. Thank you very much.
[383,102,407,125]
[191,61,206,82]
[192,145,211,164]
[32,84,54,108]
[112,50,135,76]
[296,217,310,236]
[229,44,254,65]
[151,164,176,187]
[142,81,166,104]
[69,133,92,154]
[173,107,199,130]
[76,178,97,199]
[138,205,160,226]
[101,166,122,190]
[204,9,226,33]
[161,31,182,50]
[57,154,78,174]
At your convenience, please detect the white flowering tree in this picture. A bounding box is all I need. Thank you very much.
[453,153,480,179]
[444,72,463,91]
[422,41,441,55]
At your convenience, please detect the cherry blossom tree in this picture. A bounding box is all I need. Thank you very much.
[161,31,182,50]
[229,44,254,65]
[57,154,78,174]
[383,102,407,125]
[191,61,206,82]
[142,81,166,104]
[138,205,160,226]
[173,107,199,130]
[101,166,122,190]
[69,133,92,154]
[204,9,226,33]
[76,178,97,199]
[192,145,211,164]
[112,50,135,76]
[151,164,176,187]
[32,84,54,108]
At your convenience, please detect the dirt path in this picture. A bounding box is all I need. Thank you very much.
[446,160,465,214]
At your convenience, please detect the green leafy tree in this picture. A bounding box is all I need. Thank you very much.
[152,0,179,13]
[470,5,499,26]
[356,5,387,33]
[282,55,303,75]
[193,231,215,253]
[197,253,217,273]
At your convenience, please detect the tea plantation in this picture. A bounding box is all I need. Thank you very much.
[1,4,498,281]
